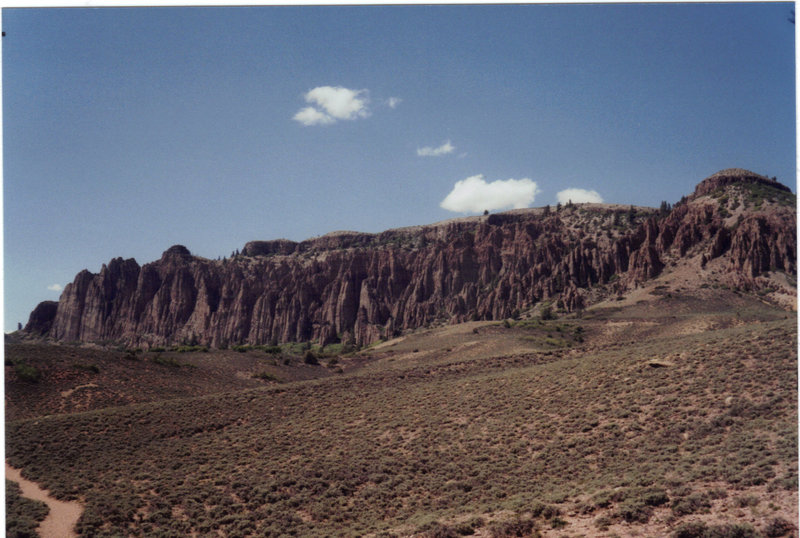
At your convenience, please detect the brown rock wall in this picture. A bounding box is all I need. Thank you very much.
[29,172,796,348]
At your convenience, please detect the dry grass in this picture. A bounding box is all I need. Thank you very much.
[5,294,797,537]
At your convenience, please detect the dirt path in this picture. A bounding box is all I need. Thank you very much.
[6,463,82,538]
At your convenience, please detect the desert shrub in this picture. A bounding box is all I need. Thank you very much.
[148,347,166,352]
[733,494,760,508]
[672,521,759,538]
[487,517,538,537]
[768,474,797,491]
[152,354,181,368]
[594,514,614,530]
[174,345,208,353]
[321,342,344,355]
[303,351,318,365]
[6,479,49,538]
[671,491,711,516]
[707,487,728,500]
[592,488,628,508]
[616,498,653,523]
[416,521,460,538]
[763,516,795,537]
[540,305,555,321]
[673,522,708,538]
[73,363,100,373]
[14,362,41,383]
[530,501,561,520]
[263,345,282,354]
[452,517,485,535]
[708,524,759,538]
[640,487,669,506]
[252,372,280,382]
[3,314,795,537]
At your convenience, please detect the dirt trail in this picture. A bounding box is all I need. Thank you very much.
[6,463,82,538]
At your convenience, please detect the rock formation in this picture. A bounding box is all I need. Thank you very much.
[26,170,796,348]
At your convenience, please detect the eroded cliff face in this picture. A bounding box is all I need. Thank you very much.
[27,172,796,348]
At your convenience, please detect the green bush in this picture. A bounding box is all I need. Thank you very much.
[6,479,49,538]
[303,351,318,365]
[487,517,538,537]
[73,363,100,373]
[14,362,41,383]
[616,499,653,523]
[174,345,208,353]
[642,487,669,507]
[452,517,485,535]
[152,354,182,368]
[416,521,460,538]
[672,521,759,538]
[671,492,711,516]
[764,517,795,537]
[540,305,555,321]
[673,521,708,538]
[252,372,280,382]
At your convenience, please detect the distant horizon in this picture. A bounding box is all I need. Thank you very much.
[4,4,795,332]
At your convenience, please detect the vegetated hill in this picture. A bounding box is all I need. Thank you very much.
[3,341,341,422]
[22,168,795,351]
[6,291,797,537]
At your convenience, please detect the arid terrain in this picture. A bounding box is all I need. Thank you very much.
[6,287,797,537]
[6,170,797,537]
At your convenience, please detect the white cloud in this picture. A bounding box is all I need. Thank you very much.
[556,188,604,204]
[441,174,541,213]
[386,97,402,109]
[47,284,63,292]
[417,140,455,157]
[294,86,370,126]
[293,106,335,126]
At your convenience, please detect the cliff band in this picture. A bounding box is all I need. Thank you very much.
[25,170,796,348]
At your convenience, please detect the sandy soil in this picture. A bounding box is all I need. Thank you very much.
[6,463,83,538]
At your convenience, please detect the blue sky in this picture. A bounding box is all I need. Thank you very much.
[3,4,796,332]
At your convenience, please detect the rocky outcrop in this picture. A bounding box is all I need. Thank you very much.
[24,301,59,336]
[26,170,796,348]
[693,168,791,197]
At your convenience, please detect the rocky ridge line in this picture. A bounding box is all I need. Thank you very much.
[25,170,796,348]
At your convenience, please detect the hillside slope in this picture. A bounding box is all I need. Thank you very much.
[24,169,795,348]
[6,292,797,537]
